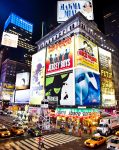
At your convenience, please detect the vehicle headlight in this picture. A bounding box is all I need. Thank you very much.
[90,143,94,146]
[2,133,4,136]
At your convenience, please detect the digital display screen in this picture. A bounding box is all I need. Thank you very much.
[99,47,115,106]
[15,89,30,103]
[45,70,75,106]
[75,67,100,106]
[46,36,74,75]
[30,49,46,105]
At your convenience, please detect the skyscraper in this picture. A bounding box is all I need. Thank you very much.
[3,13,36,67]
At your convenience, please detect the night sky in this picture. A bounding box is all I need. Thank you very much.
[0,0,119,44]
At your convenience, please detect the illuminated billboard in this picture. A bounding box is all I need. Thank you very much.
[30,49,46,105]
[15,89,30,104]
[45,71,75,106]
[1,90,13,101]
[99,47,115,106]
[15,72,30,90]
[75,34,99,72]
[57,0,94,22]
[75,67,100,106]
[46,36,74,75]
[1,32,18,48]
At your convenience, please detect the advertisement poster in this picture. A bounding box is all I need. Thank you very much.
[75,34,99,72]
[75,67,100,106]
[57,0,94,22]
[46,37,74,75]
[45,71,75,106]
[15,72,30,90]
[30,49,46,105]
[15,89,30,104]
[1,32,18,48]
[99,47,115,106]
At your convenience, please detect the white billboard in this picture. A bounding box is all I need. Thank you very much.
[1,32,18,48]
[15,89,30,103]
[57,0,94,22]
[30,48,46,105]
[15,72,30,90]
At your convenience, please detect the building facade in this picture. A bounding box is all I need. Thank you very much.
[35,12,119,109]
[0,59,30,105]
[3,13,36,67]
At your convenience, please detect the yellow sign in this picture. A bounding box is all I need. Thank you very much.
[75,34,99,72]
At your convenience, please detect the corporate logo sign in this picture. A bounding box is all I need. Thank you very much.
[75,67,100,106]
[30,49,46,105]
[57,0,94,22]
[46,36,74,75]
[45,71,75,106]
[75,34,99,72]
[1,32,18,48]
[99,47,115,106]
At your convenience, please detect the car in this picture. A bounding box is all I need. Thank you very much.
[107,136,119,149]
[115,131,119,136]
[16,122,28,131]
[11,126,25,135]
[84,135,106,148]
[0,128,11,137]
[0,110,4,115]
[13,118,22,123]
[0,124,6,129]
[27,127,42,137]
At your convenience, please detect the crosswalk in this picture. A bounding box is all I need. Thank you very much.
[0,133,79,150]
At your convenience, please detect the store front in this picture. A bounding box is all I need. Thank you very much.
[55,108,100,130]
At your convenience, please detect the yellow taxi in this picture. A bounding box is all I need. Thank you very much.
[115,131,119,136]
[11,126,25,135]
[0,128,11,137]
[84,135,106,148]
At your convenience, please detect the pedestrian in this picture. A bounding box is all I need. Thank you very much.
[78,128,82,137]
[38,136,44,149]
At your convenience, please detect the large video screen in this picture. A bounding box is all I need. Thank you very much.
[75,34,99,72]
[57,0,94,22]
[15,72,30,90]
[99,47,115,106]
[46,36,74,75]
[30,49,46,105]
[45,70,75,106]
[75,67,100,106]
[15,89,30,103]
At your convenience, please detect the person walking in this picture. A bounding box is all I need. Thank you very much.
[38,136,44,149]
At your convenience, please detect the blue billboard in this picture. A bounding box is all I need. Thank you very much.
[75,67,100,106]
[4,13,33,33]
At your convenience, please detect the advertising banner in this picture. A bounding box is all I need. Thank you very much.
[57,0,94,22]
[75,67,100,106]
[45,71,75,106]
[99,47,115,106]
[46,36,74,75]
[1,90,13,101]
[75,34,99,72]
[30,49,46,105]
[15,89,30,104]
[15,72,30,90]
[1,32,18,48]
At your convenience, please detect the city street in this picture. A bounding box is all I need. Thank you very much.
[0,115,113,150]
[0,132,109,150]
